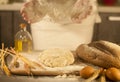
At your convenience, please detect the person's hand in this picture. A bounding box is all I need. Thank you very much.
[20,1,34,23]
[71,0,92,23]
[20,0,46,23]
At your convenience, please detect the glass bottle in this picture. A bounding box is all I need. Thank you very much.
[14,23,33,52]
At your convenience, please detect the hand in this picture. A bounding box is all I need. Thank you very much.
[71,0,92,23]
[20,1,33,23]
[20,0,45,23]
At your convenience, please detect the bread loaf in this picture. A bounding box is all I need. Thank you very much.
[76,40,120,68]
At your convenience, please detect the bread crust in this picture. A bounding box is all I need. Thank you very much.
[92,41,120,59]
[76,40,120,69]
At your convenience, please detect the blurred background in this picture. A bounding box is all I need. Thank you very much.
[0,0,120,6]
[98,0,120,6]
[0,0,120,48]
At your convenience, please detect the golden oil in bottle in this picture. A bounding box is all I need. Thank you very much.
[14,23,33,52]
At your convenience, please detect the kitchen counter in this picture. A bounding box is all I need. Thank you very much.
[0,3,120,13]
[0,73,83,82]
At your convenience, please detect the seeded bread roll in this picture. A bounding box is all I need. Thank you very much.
[39,48,75,67]
[76,40,120,69]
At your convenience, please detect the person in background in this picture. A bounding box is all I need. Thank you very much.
[20,0,101,50]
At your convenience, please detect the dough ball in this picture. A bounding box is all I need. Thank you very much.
[39,48,75,67]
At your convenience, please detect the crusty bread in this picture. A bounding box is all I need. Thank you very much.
[39,48,75,67]
[76,40,120,69]
[93,40,120,59]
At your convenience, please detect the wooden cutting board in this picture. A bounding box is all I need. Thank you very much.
[9,52,86,76]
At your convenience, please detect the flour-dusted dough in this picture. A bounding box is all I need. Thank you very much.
[39,48,75,67]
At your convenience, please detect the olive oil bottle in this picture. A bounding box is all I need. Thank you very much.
[14,23,33,52]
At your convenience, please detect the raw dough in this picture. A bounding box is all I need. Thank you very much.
[39,48,75,67]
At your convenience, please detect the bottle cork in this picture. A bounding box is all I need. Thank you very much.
[20,23,27,29]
